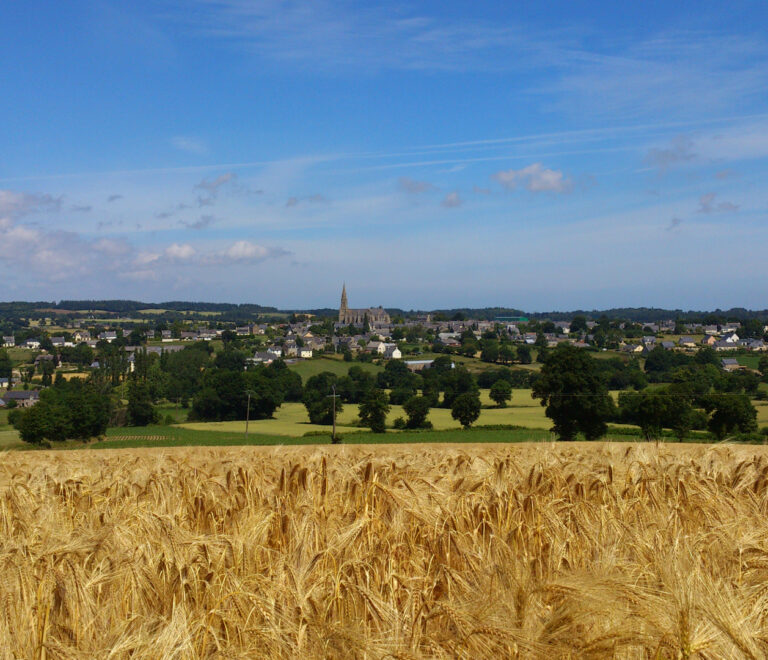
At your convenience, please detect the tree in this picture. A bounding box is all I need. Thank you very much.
[480,340,499,363]
[40,358,55,387]
[0,349,11,379]
[303,372,342,425]
[517,344,532,364]
[498,344,516,365]
[127,380,159,426]
[704,394,758,440]
[532,344,615,441]
[11,379,110,444]
[358,389,390,433]
[451,391,481,429]
[570,315,588,334]
[619,388,694,441]
[403,395,432,429]
[441,366,478,408]
[489,380,512,408]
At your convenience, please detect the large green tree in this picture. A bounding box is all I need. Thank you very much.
[451,391,481,428]
[302,372,342,425]
[358,389,390,433]
[11,379,110,444]
[127,380,159,426]
[403,395,432,429]
[489,380,512,408]
[704,394,758,440]
[532,344,615,441]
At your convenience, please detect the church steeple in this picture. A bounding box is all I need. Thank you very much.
[339,283,348,322]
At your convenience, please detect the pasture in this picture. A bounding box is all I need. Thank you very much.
[287,356,383,380]
[3,442,768,656]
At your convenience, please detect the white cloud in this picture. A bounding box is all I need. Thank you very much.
[165,243,196,260]
[225,240,269,261]
[0,189,62,216]
[492,163,572,193]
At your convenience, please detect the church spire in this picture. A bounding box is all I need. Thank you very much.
[339,283,348,323]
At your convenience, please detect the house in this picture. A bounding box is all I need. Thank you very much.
[180,331,198,341]
[642,336,657,347]
[0,378,9,389]
[721,358,742,372]
[50,337,65,349]
[282,340,298,357]
[298,347,313,359]
[383,344,402,359]
[660,341,676,350]
[722,332,740,344]
[34,354,55,367]
[161,330,173,342]
[703,325,720,336]
[405,359,434,372]
[99,331,117,343]
[701,335,717,346]
[250,351,276,365]
[73,330,91,342]
[2,336,15,347]
[367,340,386,354]
[621,343,644,354]
[714,340,738,351]
[741,339,766,351]
[405,359,455,372]
[1,390,39,408]
[235,326,252,336]
[523,333,537,345]
[24,339,41,349]
[267,346,283,358]
[678,336,697,348]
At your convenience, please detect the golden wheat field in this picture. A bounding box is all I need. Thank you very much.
[3,442,768,658]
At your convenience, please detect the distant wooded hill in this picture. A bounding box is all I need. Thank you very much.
[0,301,766,323]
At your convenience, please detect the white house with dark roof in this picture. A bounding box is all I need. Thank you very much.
[2,336,15,347]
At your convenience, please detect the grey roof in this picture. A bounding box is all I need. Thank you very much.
[2,390,39,400]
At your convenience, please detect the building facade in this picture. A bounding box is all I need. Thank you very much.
[338,284,390,325]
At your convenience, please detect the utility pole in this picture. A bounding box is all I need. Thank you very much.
[327,384,341,444]
[245,390,253,439]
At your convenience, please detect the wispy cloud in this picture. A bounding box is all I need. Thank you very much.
[441,191,463,208]
[492,163,572,193]
[107,194,123,203]
[398,176,435,194]
[195,172,236,195]
[180,214,216,230]
[697,193,739,214]
[179,1,549,73]
[171,136,208,154]
[285,194,328,208]
[666,217,683,231]
[645,136,697,171]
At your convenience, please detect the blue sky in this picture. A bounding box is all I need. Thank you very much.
[2,1,768,311]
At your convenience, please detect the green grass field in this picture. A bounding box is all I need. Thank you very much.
[2,384,766,452]
[287,356,383,380]
[737,355,762,369]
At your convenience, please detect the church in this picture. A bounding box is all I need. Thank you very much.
[338,284,391,325]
